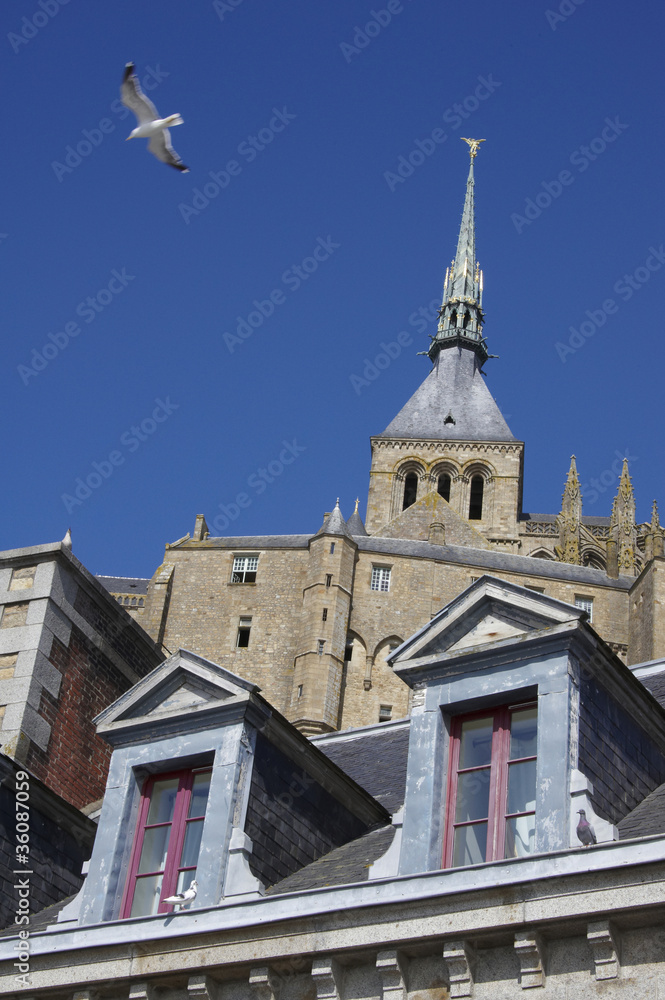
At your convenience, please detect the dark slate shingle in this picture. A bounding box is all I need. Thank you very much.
[314,724,410,814]
[265,824,395,894]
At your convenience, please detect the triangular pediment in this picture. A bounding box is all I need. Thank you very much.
[375,491,492,548]
[390,575,587,670]
[94,649,260,739]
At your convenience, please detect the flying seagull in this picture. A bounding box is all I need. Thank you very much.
[121,63,189,173]
[576,809,597,847]
[162,879,198,908]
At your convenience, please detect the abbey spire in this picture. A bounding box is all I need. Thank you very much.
[429,138,486,364]
[366,143,522,540]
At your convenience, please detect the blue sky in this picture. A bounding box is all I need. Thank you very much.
[3,0,665,579]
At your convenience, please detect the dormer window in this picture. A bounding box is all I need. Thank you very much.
[443,704,537,868]
[121,768,211,918]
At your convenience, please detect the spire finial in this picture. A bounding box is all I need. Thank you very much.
[461,137,485,160]
[430,142,486,363]
[354,498,359,513]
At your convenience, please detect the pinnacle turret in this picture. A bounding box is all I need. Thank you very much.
[429,140,487,364]
[609,460,637,575]
[556,456,582,565]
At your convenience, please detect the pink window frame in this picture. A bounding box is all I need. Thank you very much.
[443,703,537,868]
[120,767,210,918]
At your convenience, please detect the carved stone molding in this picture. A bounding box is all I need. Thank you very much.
[443,940,476,998]
[312,956,343,1000]
[514,931,546,988]
[372,437,523,457]
[187,976,222,1000]
[376,949,408,1000]
[249,966,279,1000]
[587,920,621,980]
[129,983,158,1000]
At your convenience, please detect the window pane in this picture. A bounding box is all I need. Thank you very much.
[507,760,537,815]
[510,707,537,759]
[504,815,535,857]
[458,717,493,769]
[180,819,204,868]
[137,825,170,874]
[146,777,179,825]
[453,823,487,866]
[455,769,490,822]
[188,774,210,818]
[176,869,198,895]
[130,874,164,917]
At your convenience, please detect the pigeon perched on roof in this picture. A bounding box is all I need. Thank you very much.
[62,528,72,549]
[576,809,597,846]
[162,879,198,908]
[121,62,189,172]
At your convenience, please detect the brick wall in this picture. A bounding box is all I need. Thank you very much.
[578,670,665,824]
[26,626,136,810]
[244,733,367,888]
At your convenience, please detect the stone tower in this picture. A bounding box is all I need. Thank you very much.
[365,141,524,551]
[290,502,358,734]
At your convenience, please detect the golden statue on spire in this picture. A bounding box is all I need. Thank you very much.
[461,137,485,159]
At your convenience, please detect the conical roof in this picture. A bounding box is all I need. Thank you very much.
[379,346,514,441]
[346,499,368,536]
[316,500,353,538]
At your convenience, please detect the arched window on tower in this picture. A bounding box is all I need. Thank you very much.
[438,474,451,502]
[469,475,484,520]
[403,472,418,510]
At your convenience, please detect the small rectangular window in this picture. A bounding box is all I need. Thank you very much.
[379,704,392,722]
[322,608,328,622]
[330,543,335,554]
[371,566,391,592]
[317,640,325,655]
[236,616,252,648]
[231,556,258,584]
[575,596,593,622]
[297,684,303,698]
[325,574,332,588]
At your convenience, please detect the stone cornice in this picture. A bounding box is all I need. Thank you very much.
[371,437,524,456]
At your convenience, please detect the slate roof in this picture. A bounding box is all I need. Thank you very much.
[0,895,73,936]
[379,348,515,443]
[346,509,368,536]
[312,721,410,813]
[356,536,633,590]
[265,823,395,894]
[640,673,665,708]
[520,513,612,527]
[618,782,665,839]
[97,575,149,595]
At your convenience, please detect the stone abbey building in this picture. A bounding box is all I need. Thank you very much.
[100,148,665,737]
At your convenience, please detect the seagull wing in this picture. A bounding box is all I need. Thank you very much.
[121,63,160,125]
[148,130,189,172]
